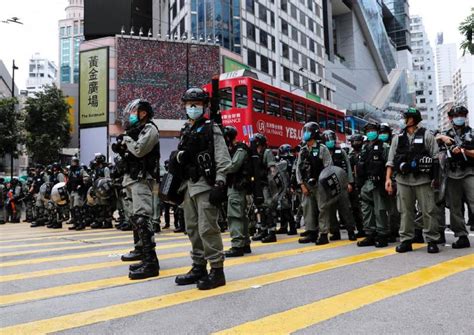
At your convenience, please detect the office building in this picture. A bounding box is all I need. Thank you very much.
[25,53,58,97]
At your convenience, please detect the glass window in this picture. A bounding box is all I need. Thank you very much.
[281,19,288,36]
[60,27,65,36]
[246,21,256,41]
[310,59,316,73]
[293,72,300,87]
[290,4,297,19]
[270,12,275,27]
[309,38,315,52]
[291,26,298,42]
[252,87,265,113]
[299,11,305,25]
[318,111,327,128]
[316,4,321,17]
[317,43,323,57]
[259,4,267,22]
[301,34,307,49]
[247,49,257,67]
[271,35,276,52]
[246,0,254,14]
[327,115,337,131]
[220,87,233,110]
[307,106,317,120]
[235,86,248,108]
[260,30,268,47]
[282,42,289,59]
[283,66,290,82]
[281,0,288,11]
[267,91,280,116]
[308,19,314,32]
[260,55,269,73]
[336,117,345,133]
[295,102,305,123]
[292,48,299,64]
[282,97,294,120]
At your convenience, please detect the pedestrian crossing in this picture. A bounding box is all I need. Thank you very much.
[0,222,472,334]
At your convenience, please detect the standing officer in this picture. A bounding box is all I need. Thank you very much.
[436,106,473,248]
[67,157,89,230]
[356,122,391,247]
[223,125,252,257]
[275,144,297,235]
[173,87,231,290]
[296,122,333,245]
[348,134,365,237]
[112,99,160,280]
[386,108,440,253]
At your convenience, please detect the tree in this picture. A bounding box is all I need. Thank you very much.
[459,7,474,56]
[0,97,22,159]
[24,85,71,164]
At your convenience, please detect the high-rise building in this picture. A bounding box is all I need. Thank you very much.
[410,16,437,130]
[163,0,333,105]
[453,54,474,126]
[383,0,411,51]
[58,0,84,85]
[25,53,58,97]
[435,33,457,128]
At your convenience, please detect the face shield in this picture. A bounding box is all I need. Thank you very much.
[122,99,141,129]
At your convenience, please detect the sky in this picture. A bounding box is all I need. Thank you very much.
[0,0,472,90]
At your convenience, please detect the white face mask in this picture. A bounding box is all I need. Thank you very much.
[186,106,204,120]
[453,116,466,127]
[398,118,406,129]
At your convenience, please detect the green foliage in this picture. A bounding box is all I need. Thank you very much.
[24,85,71,164]
[459,7,474,56]
[0,97,22,157]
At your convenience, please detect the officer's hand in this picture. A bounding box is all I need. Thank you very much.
[347,183,353,193]
[209,181,227,206]
[385,179,393,195]
[301,184,309,196]
[452,147,462,155]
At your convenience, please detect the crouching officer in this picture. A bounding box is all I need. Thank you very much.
[173,88,231,290]
[223,126,252,257]
[112,99,160,280]
[296,122,333,244]
[386,108,440,253]
[437,106,473,249]
[356,122,391,247]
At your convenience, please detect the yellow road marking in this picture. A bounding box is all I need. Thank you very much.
[215,254,474,335]
[0,239,348,304]
[0,246,414,334]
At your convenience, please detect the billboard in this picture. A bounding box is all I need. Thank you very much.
[116,38,220,121]
[79,47,109,127]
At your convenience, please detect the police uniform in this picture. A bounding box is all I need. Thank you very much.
[387,126,440,250]
[275,151,297,235]
[30,170,49,227]
[0,180,7,224]
[443,125,474,248]
[68,164,89,230]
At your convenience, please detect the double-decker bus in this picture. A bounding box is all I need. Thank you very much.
[203,71,346,148]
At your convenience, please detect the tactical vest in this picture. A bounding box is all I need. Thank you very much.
[299,144,324,184]
[394,128,430,174]
[32,175,44,194]
[357,140,386,182]
[227,142,251,191]
[68,168,84,190]
[445,126,474,170]
[332,147,348,173]
[178,118,216,185]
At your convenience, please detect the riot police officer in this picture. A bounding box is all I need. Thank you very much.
[112,99,160,280]
[223,126,252,257]
[436,106,473,248]
[348,134,365,237]
[296,122,333,245]
[91,154,113,229]
[386,108,440,253]
[275,144,297,235]
[0,178,7,224]
[173,87,231,290]
[356,122,391,247]
[67,157,89,230]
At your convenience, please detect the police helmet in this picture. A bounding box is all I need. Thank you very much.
[448,105,468,117]
[94,178,113,201]
[181,87,210,104]
[52,162,61,172]
[51,182,69,205]
[322,129,337,142]
[349,134,364,143]
[251,133,267,147]
[95,153,106,164]
[39,182,52,200]
[278,144,292,157]
[35,163,44,170]
[403,107,422,124]
[363,122,380,132]
[302,121,320,142]
[223,126,238,143]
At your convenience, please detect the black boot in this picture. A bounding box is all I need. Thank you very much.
[395,240,413,253]
[347,230,357,241]
[120,222,133,231]
[275,227,288,234]
[121,247,143,262]
[262,231,277,243]
[452,236,470,249]
[298,230,318,244]
[175,264,208,285]
[174,227,185,233]
[329,231,341,241]
[129,261,144,272]
[436,229,446,244]
[374,235,388,248]
[129,251,159,280]
[412,229,424,243]
[316,233,329,245]
[30,218,45,227]
[163,223,170,229]
[197,267,226,290]
[252,229,267,241]
[300,230,310,237]
[90,221,102,229]
[243,245,252,254]
[356,230,366,238]
[225,247,245,257]
[427,241,439,254]
[357,235,376,247]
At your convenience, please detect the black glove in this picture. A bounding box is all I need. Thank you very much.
[209,181,227,206]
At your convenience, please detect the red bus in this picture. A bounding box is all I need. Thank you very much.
[203,73,346,148]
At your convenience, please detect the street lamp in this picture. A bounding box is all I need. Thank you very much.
[10,60,18,179]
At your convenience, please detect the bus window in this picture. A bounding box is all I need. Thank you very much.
[219,87,232,110]
[295,102,305,124]
[235,86,248,108]
[267,91,280,116]
[318,111,327,129]
[307,106,317,122]
[327,114,336,131]
[282,97,294,120]
[336,118,345,134]
[252,87,265,113]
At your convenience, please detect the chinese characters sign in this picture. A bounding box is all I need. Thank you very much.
[79,48,108,126]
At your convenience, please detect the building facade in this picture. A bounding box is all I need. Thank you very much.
[453,54,474,126]
[410,15,437,130]
[435,33,457,127]
[25,53,58,97]
[58,0,84,85]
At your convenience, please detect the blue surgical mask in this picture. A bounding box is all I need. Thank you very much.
[453,117,466,126]
[378,133,389,142]
[325,140,335,149]
[129,114,139,126]
[366,131,378,141]
[303,131,312,142]
[186,106,204,120]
